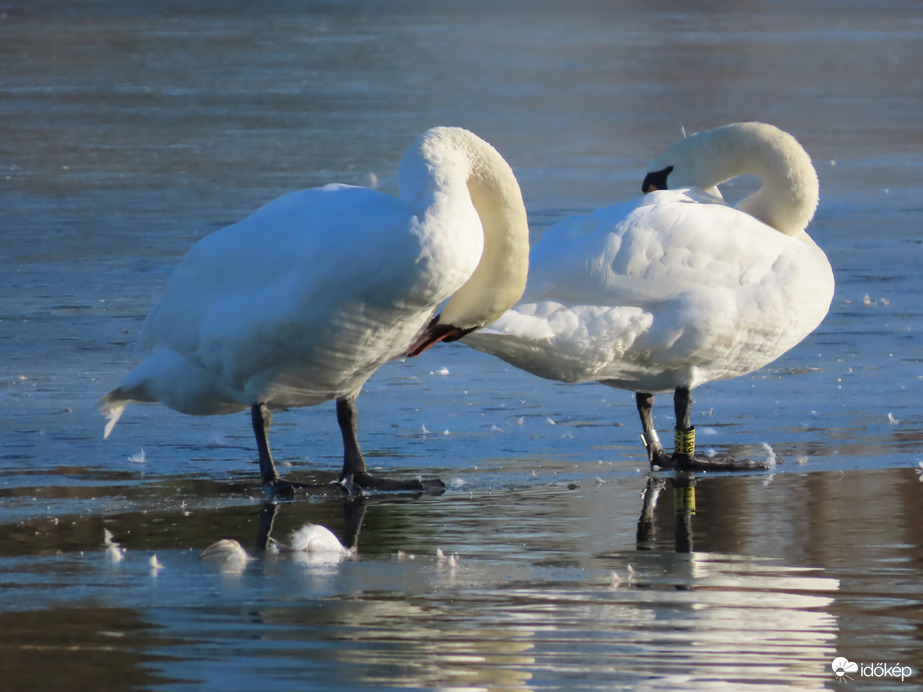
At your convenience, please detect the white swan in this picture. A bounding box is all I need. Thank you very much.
[101,126,530,494]
[464,122,834,470]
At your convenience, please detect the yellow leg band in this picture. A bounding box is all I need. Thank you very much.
[674,485,696,514]
[674,426,695,456]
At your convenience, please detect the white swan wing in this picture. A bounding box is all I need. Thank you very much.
[138,185,457,409]
[468,300,654,384]
[524,190,747,304]
[468,189,833,391]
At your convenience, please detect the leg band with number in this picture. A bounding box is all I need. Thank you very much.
[674,426,695,456]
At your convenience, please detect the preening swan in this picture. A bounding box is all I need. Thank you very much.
[464,122,834,470]
[101,126,530,494]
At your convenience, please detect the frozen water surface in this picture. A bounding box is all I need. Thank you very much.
[2,0,922,689]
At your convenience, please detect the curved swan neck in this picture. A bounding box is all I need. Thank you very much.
[400,127,529,329]
[648,122,819,236]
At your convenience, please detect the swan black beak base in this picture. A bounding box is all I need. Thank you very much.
[642,165,673,194]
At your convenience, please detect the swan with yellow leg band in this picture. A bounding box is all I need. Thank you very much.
[465,123,833,471]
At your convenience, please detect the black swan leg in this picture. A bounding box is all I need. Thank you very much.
[336,396,445,494]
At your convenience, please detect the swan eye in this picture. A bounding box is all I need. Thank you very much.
[642,166,673,194]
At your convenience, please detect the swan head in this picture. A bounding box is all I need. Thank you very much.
[642,122,819,235]
[404,128,530,357]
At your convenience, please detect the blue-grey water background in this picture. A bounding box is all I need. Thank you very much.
[2,1,923,690]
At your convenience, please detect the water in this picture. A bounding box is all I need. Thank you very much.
[2,0,923,689]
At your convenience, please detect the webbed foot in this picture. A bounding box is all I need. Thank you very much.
[659,453,771,472]
[350,472,446,495]
[647,426,772,472]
